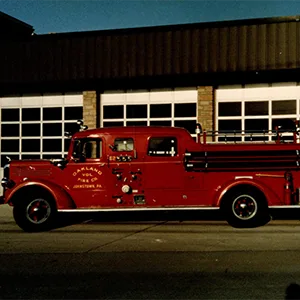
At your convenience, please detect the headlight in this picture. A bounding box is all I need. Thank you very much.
[3,164,9,179]
[1,177,9,188]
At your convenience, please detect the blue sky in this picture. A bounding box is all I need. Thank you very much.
[0,0,300,34]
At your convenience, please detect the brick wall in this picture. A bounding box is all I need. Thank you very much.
[83,91,97,129]
[197,86,214,134]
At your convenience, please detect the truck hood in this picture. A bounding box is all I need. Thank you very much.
[9,159,55,178]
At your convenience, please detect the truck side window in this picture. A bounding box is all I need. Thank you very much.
[148,137,177,156]
[114,138,134,151]
[73,139,102,159]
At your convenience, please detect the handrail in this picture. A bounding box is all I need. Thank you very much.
[197,128,299,144]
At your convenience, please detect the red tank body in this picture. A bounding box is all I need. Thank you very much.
[2,124,300,231]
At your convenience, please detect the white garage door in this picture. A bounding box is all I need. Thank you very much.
[0,93,83,168]
[100,88,198,136]
[216,83,300,141]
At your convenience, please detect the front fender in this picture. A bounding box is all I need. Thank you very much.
[214,178,281,207]
[6,180,76,209]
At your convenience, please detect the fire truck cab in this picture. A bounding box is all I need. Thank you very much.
[1,122,300,231]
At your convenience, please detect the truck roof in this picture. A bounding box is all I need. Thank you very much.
[72,126,191,139]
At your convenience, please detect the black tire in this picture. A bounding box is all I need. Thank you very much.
[222,188,269,228]
[13,195,57,232]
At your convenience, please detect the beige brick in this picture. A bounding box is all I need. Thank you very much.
[197,86,215,135]
[83,90,97,129]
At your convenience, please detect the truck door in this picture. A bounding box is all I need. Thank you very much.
[63,138,111,208]
[107,137,145,207]
[143,136,185,206]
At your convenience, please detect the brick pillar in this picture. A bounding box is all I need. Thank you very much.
[197,86,214,137]
[83,91,97,129]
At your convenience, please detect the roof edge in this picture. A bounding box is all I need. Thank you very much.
[0,11,34,31]
[36,15,300,37]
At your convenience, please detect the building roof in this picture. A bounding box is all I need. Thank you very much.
[0,11,34,37]
[1,14,300,94]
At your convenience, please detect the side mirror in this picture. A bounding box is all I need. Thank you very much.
[109,144,117,151]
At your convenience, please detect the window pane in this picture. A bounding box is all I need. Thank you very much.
[42,154,64,159]
[64,106,83,120]
[43,123,62,136]
[126,105,147,119]
[174,120,197,134]
[217,119,242,142]
[218,120,241,131]
[245,119,268,132]
[245,101,268,116]
[272,100,296,115]
[1,109,19,121]
[21,154,41,160]
[22,108,40,121]
[148,137,177,156]
[174,103,196,117]
[43,139,62,152]
[82,140,102,158]
[150,121,172,126]
[150,104,171,118]
[65,123,80,135]
[245,136,269,142]
[1,154,19,167]
[73,139,102,159]
[126,121,147,126]
[218,102,241,117]
[22,124,40,137]
[103,121,124,127]
[1,140,19,152]
[114,138,134,151]
[43,107,62,120]
[22,139,40,152]
[103,105,123,119]
[64,139,71,152]
[272,118,296,131]
[1,124,19,137]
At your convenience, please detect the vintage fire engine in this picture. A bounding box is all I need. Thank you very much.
[1,120,300,232]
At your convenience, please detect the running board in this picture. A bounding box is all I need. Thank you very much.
[269,205,300,209]
[58,207,220,213]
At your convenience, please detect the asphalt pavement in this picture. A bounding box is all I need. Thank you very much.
[1,204,300,299]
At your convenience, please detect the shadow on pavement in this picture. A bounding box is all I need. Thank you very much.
[52,209,224,229]
[51,208,300,230]
[285,283,300,300]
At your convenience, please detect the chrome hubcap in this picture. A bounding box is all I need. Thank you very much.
[26,199,51,224]
[232,194,257,220]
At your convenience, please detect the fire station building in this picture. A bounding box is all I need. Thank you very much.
[1,11,300,169]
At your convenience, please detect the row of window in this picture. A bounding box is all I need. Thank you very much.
[1,139,71,153]
[1,123,80,137]
[219,118,296,132]
[102,120,197,134]
[79,137,178,159]
[102,103,197,134]
[1,107,83,122]
[219,100,296,117]
[103,103,196,119]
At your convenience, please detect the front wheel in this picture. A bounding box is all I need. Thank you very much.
[13,196,57,232]
[223,189,269,228]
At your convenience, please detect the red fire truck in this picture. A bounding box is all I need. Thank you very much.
[1,121,300,232]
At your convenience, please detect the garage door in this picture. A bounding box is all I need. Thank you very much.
[216,83,300,141]
[0,93,83,168]
[100,88,198,136]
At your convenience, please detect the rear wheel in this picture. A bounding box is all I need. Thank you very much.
[13,196,56,232]
[223,188,269,228]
